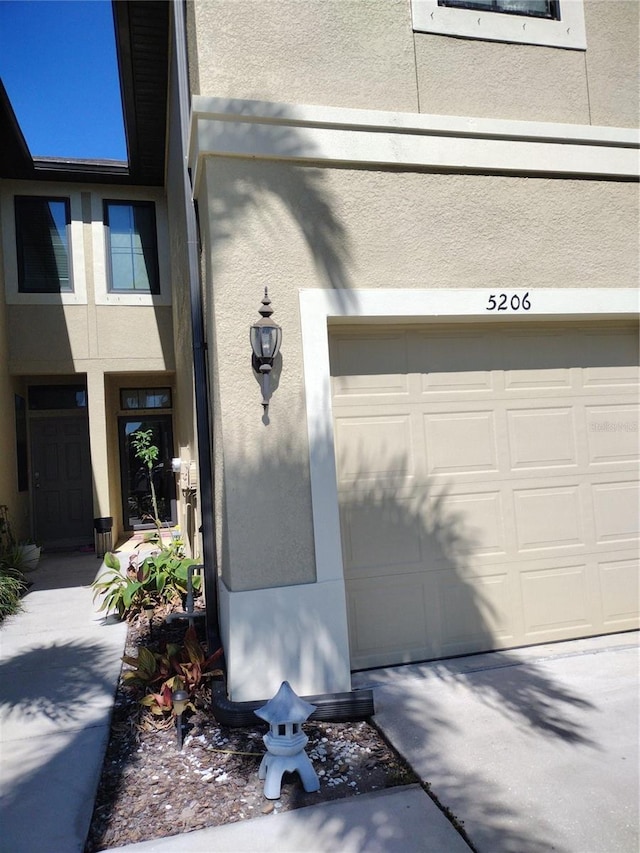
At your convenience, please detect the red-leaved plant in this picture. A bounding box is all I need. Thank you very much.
[122,625,223,716]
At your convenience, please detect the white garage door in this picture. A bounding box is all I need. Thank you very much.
[330,322,639,670]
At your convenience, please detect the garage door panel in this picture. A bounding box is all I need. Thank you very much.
[520,563,592,638]
[504,366,574,392]
[330,334,409,398]
[586,406,640,464]
[599,556,640,627]
[592,481,640,544]
[438,571,516,656]
[582,329,640,369]
[424,411,498,475]
[341,499,423,573]
[413,330,500,381]
[331,322,640,670]
[513,486,585,553]
[425,490,507,560]
[583,365,640,388]
[507,407,578,470]
[334,414,415,485]
[346,575,432,666]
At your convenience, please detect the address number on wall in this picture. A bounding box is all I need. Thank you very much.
[486,292,531,312]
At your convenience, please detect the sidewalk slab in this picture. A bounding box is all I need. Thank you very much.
[109,786,471,853]
[0,726,112,853]
[0,552,128,853]
[353,633,640,853]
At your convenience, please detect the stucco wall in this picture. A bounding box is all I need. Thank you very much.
[1,179,178,545]
[191,0,418,112]
[583,0,640,127]
[202,156,637,592]
[414,0,638,125]
[190,0,638,128]
[6,305,174,371]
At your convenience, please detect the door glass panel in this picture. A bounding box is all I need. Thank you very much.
[119,415,176,530]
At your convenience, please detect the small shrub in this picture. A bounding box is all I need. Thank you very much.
[122,625,223,716]
[0,569,25,622]
[92,544,201,621]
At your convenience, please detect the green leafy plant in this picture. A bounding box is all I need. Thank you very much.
[0,505,16,562]
[0,567,26,622]
[122,625,223,716]
[93,431,204,620]
[92,545,202,620]
[130,429,163,537]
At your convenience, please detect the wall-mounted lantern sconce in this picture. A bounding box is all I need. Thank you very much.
[250,288,282,417]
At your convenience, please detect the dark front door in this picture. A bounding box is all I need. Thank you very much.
[30,416,94,547]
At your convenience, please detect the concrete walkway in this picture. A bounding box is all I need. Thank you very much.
[1,551,637,853]
[0,551,127,853]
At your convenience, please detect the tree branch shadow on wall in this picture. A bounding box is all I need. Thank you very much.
[222,434,599,853]
[200,101,356,303]
[344,449,604,853]
[336,449,595,744]
[196,104,605,851]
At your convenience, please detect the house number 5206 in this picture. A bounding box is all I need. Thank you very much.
[486,292,531,311]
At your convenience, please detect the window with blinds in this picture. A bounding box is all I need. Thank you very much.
[15,196,72,293]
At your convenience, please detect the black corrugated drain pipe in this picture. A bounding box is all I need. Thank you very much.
[211,683,375,728]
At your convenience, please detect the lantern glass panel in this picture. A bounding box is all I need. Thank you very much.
[251,324,281,360]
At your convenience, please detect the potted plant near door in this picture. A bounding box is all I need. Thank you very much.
[14,541,41,572]
[0,505,41,572]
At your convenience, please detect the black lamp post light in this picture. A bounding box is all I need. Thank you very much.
[173,689,190,751]
[250,288,282,418]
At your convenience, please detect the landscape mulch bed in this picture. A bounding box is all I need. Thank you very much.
[85,612,418,851]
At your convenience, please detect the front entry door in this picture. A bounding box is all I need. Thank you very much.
[30,416,94,547]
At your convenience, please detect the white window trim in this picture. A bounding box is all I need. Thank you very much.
[411,0,586,49]
[92,190,171,307]
[1,186,87,305]
[299,288,639,586]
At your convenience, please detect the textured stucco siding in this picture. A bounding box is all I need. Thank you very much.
[191,0,419,110]
[203,164,317,593]
[203,156,638,592]
[6,305,175,370]
[413,35,591,124]
[583,0,640,127]
[190,0,639,128]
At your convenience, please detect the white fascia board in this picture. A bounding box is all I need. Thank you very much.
[299,287,639,591]
[188,97,640,195]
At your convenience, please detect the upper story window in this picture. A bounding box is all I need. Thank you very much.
[412,0,586,49]
[15,196,72,293]
[104,200,160,294]
[438,0,559,19]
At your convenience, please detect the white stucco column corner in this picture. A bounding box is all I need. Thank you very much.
[218,578,352,703]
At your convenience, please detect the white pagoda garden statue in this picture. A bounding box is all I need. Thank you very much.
[255,681,321,800]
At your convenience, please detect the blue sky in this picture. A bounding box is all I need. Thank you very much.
[0,0,126,161]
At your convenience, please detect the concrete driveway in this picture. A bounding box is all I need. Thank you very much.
[352,633,639,853]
